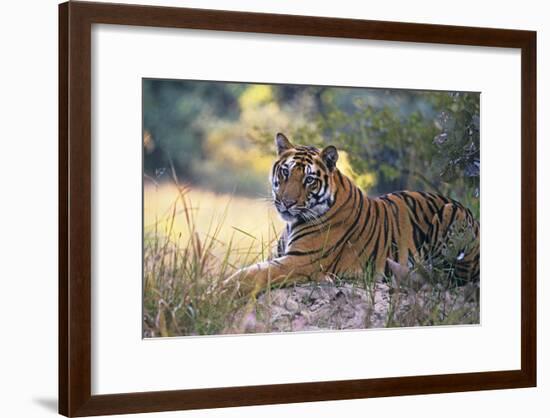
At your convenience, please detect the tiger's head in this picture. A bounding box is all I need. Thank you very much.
[271,132,339,223]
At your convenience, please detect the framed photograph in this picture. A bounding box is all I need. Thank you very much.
[59,1,537,416]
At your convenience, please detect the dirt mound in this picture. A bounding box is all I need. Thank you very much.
[235,281,479,334]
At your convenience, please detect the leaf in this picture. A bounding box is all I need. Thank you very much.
[464,159,480,177]
[433,132,448,145]
[231,226,257,240]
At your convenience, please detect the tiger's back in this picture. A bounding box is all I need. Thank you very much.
[228,133,479,295]
[279,174,479,284]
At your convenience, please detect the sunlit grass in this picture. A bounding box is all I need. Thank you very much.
[143,180,284,337]
[144,183,283,263]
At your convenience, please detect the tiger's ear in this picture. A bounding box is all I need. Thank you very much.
[275,133,294,156]
[321,145,339,171]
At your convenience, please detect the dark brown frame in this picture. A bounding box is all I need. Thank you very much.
[59,1,537,416]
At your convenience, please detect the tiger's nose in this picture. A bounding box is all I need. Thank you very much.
[282,198,297,209]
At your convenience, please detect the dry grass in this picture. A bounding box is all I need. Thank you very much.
[143,181,282,336]
[144,183,283,263]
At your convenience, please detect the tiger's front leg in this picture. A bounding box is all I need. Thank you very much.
[224,255,319,297]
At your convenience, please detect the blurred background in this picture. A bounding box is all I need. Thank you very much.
[143,79,480,259]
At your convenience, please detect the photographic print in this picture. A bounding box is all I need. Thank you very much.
[143,79,480,337]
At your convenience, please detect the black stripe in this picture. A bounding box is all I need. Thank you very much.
[423,193,440,215]
[387,197,401,235]
[336,170,344,186]
[271,161,280,179]
[286,187,360,256]
[370,224,383,264]
[412,223,426,248]
[286,249,323,257]
[306,186,363,264]
[402,193,422,225]
[329,192,367,273]
[289,186,349,238]
[358,201,380,259]
[353,196,372,244]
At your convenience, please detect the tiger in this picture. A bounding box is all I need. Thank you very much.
[226,132,480,296]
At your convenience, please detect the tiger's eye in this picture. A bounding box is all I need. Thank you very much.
[305,176,315,185]
[281,167,289,177]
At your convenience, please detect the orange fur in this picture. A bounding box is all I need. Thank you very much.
[227,134,479,296]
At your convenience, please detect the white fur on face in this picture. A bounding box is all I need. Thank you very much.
[271,158,334,223]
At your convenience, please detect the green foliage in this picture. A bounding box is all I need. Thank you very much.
[143,79,244,181]
[143,79,480,220]
[318,95,439,193]
[430,92,480,198]
[315,90,480,201]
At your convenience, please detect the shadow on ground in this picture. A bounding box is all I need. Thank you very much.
[33,397,57,413]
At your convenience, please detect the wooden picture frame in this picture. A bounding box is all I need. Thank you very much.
[59,1,537,416]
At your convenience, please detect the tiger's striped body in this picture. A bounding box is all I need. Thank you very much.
[227,133,480,295]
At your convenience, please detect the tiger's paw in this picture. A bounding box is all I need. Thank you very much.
[223,266,263,297]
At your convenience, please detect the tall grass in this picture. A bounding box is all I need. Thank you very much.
[143,177,282,336]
